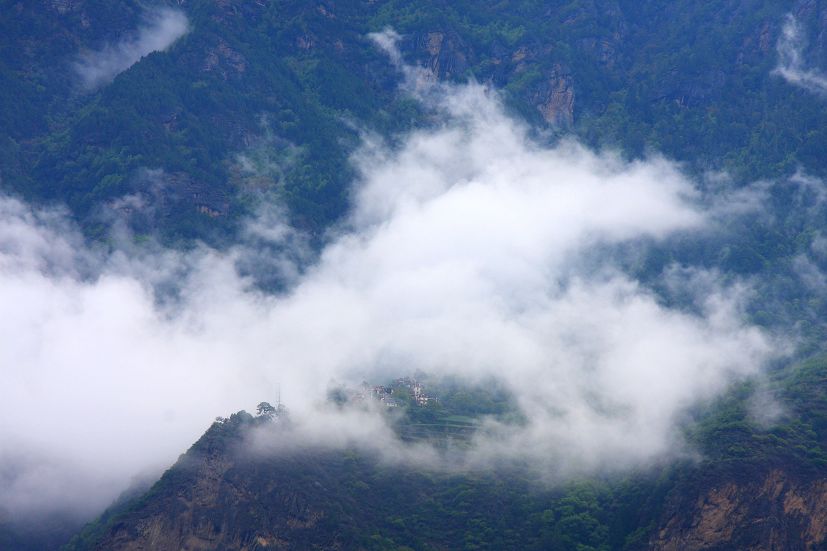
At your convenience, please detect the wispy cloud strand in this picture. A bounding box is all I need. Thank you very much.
[774,14,827,95]
[73,8,189,90]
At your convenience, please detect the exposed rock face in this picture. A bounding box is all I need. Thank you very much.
[413,30,469,80]
[84,417,324,551]
[202,39,247,79]
[101,451,247,550]
[125,170,230,223]
[211,0,266,21]
[652,468,827,550]
[50,0,81,14]
[68,415,561,551]
[535,64,575,127]
[168,172,230,218]
[81,445,381,550]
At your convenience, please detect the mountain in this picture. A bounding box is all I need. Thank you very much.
[5,1,827,550]
[3,0,827,241]
[61,357,827,550]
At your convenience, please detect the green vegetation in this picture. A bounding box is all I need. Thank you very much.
[62,355,827,550]
[3,1,826,243]
[6,2,827,548]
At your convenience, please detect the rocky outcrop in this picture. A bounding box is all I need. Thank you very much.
[652,468,827,550]
[101,452,236,550]
[413,30,469,80]
[202,39,247,79]
[127,170,230,222]
[167,172,230,218]
[534,64,575,127]
[50,0,82,14]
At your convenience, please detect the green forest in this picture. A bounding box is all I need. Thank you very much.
[4,0,827,549]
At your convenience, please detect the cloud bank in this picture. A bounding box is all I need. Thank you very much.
[775,14,827,95]
[73,8,189,90]
[1,54,779,518]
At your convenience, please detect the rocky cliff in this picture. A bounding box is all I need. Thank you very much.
[652,467,827,550]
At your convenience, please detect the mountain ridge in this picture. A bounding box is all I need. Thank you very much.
[61,356,827,550]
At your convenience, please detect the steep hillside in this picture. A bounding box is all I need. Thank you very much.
[63,357,827,551]
[653,467,827,550]
[63,412,644,551]
[3,0,827,240]
[5,2,827,550]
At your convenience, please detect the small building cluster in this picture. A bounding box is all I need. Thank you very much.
[366,383,400,408]
[393,377,431,406]
[336,377,433,408]
[341,383,400,408]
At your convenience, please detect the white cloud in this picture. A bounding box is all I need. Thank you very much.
[0,78,778,518]
[793,254,827,293]
[774,14,827,95]
[73,8,189,90]
[368,28,440,96]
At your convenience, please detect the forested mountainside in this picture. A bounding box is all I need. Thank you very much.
[62,356,827,550]
[3,0,827,240]
[5,1,827,550]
